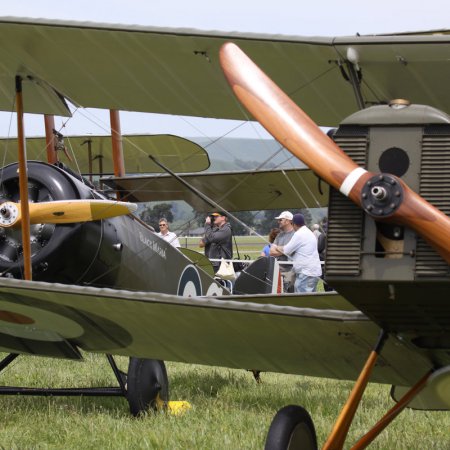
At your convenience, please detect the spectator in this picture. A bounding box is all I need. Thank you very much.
[270,211,295,291]
[317,218,333,292]
[202,212,233,273]
[157,218,180,248]
[261,228,281,257]
[312,223,321,239]
[272,213,322,293]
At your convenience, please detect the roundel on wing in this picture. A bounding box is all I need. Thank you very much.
[177,265,202,297]
[0,293,132,355]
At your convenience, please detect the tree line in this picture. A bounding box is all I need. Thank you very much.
[139,203,321,236]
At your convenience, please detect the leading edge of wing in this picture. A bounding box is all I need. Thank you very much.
[103,167,329,211]
[2,17,450,124]
[2,16,448,43]
[0,278,431,386]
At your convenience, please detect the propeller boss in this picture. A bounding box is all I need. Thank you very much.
[361,174,404,218]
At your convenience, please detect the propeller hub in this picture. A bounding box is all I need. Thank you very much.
[0,202,19,226]
[361,174,404,218]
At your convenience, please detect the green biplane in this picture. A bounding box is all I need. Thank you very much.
[0,17,449,449]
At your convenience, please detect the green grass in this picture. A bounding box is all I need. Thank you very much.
[179,235,269,260]
[0,353,448,449]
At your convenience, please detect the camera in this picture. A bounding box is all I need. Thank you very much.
[209,215,216,224]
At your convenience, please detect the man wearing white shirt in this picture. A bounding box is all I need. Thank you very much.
[271,213,322,292]
[157,218,181,248]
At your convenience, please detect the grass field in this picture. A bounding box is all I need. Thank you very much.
[178,235,269,260]
[0,353,448,449]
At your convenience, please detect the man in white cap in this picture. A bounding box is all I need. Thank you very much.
[272,213,322,292]
[270,211,295,291]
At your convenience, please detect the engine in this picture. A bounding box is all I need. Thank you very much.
[0,161,121,285]
[324,101,450,349]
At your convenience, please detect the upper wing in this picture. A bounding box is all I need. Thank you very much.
[102,167,328,211]
[2,17,450,125]
[0,134,210,174]
[0,278,431,387]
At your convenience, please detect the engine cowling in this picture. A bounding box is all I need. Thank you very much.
[0,161,119,285]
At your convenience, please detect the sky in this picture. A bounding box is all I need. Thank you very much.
[1,0,449,139]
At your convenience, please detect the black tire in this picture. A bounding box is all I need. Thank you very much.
[126,358,169,417]
[265,405,317,450]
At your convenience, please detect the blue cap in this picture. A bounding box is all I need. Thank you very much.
[292,213,305,226]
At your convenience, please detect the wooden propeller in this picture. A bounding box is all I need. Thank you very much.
[219,42,450,264]
[0,199,137,227]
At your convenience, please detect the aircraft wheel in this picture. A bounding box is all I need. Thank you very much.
[264,405,317,450]
[126,358,169,417]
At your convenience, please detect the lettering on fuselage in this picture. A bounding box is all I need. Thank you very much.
[139,232,167,259]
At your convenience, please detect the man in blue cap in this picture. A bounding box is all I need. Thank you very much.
[271,213,322,292]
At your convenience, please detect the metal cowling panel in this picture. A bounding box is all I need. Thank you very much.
[416,128,450,277]
[325,130,367,277]
[326,189,364,276]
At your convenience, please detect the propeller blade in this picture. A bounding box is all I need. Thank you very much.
[0,200,137,227]
[219,42,450,264]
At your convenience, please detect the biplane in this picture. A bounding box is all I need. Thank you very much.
[0,16,449,449]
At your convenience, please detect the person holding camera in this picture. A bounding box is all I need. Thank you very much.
[200,211,233,273]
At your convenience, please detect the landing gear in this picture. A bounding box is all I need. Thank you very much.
[265,331,435,449]
[0,353,170,418]
[126,357,169,416]
[265,405,317,450]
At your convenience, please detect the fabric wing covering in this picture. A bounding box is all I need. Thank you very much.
[1,18,450,126]
[0,277,432,387]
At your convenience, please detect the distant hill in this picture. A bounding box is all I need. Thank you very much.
[189,136,306,172]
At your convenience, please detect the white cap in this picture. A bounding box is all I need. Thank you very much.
[274,211,293,220]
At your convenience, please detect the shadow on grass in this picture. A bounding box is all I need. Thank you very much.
[0,394,129,417]
[167,368,351,413]
[0,357,359,419]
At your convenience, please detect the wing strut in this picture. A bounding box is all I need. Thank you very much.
[15,76,32,280]
[351,370,432,449]
[344,60,365,110]
[44,115,58,164]
[322,330,387,449]
[110,109,125,178]
[110,109,125,199]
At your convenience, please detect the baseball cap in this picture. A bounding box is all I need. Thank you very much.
[274,211,293,220]
[293,213,305,226]
[211,211,227,217]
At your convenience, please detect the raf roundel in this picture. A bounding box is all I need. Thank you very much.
[177,265,202,297]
